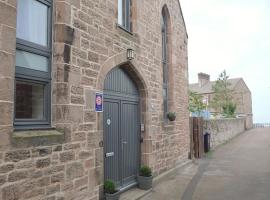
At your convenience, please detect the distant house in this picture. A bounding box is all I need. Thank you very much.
[189,73,253,129]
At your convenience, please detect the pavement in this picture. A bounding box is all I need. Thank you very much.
[140,127,270,200]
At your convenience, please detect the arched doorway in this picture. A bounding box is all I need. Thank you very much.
[103,66,140,190]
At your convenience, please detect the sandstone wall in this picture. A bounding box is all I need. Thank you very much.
[0,0,189,199]
[204,118,245,150]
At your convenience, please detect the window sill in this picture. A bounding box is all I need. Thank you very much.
[116,24,133,35]
[12,129,64,148]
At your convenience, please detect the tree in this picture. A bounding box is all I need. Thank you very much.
[188,91,207,116]
[210,70,237,118]
[222,102,236,118]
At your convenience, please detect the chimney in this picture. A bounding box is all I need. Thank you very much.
[198,73,210,87]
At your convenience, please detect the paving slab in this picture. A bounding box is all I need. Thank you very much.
[141,163,198,200]
[120,187,152,200]
[119,161,196,200]
[140,128,270,200]
[192,128,270,200]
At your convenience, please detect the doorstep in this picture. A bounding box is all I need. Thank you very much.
[119,160,192,200]
[120,187,152,200]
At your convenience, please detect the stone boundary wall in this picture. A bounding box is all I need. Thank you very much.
[203,118,245,150]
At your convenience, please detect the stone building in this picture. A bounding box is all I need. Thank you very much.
[0,0,189,199]
[190,73,253,129]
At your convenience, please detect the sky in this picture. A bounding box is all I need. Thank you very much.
[180,0,270,123]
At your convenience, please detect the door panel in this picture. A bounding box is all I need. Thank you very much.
[104,98,120,185]
[104,66,140,189]
[121,101,139,186]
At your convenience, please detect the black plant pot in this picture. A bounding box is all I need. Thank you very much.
[138,175,153,190]
[167,114,176,121]
[104,191,120,200]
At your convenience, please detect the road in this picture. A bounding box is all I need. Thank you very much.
[142,128,270,200]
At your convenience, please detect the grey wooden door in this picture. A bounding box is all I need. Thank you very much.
[104,67,140,189]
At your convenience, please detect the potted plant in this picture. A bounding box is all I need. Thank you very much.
[104,180,120,200]
[137,166,153,190]
[167,112,176,121]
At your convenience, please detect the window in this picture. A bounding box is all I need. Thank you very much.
[15,0,52,129]
[118,0,131,31]
[162,7,169,121]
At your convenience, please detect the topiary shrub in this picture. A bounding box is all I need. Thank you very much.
[104,180,117,194]
[139,166,152,177]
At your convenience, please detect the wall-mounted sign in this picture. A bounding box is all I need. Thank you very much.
[141,123,145,132]
[95,92,103,112]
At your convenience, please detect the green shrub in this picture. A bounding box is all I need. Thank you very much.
[222,102,236,118]
[139,166,152,177]
[104,180,117,194]
[167,112,176,121]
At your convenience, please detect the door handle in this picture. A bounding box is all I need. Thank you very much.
[122,141,127,150]
[105,152,114,157]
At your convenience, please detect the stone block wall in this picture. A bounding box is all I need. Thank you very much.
[0,0,189,199]
[204,118,245,150]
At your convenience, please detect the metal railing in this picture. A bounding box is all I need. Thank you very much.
[253,123,270,128]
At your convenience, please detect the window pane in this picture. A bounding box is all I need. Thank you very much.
[118,0,123,25]
[16,50,48,72]
[126,0,130,30]
[15,81,45,120]
[17,0,48,46]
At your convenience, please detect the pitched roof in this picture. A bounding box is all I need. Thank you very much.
[189,78,242,94]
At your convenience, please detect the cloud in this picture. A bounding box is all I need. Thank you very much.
[180,0,270,122]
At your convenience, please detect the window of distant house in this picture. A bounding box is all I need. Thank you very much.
[118,0,131,31]
[162,6,169,121]
[15,0,52,129]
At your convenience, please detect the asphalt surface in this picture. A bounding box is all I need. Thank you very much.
[141,128,270,200]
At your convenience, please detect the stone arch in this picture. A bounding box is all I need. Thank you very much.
[96,52,151,167]
[159,0,188,36]
[97,52,149,95]
[97,52,149,116]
